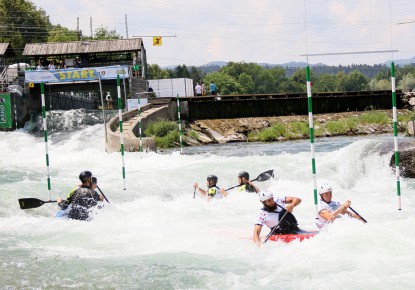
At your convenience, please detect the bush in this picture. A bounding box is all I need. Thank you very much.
[155,130,180,148]
[359,111,389,125]
[144,119,177,137]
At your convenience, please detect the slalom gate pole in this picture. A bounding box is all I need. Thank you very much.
[117,75,127,190]
[176,94,183,154]
[391,62,401,210]
[138,97,143,157]
[13,93,17,129]
[40,82,52,200]
[306,66,318,216]
[98,76,108,145]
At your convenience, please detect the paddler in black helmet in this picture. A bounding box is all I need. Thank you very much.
[237,171,260,193]
[193,174,228,201]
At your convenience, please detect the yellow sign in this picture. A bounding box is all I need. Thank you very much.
[153,36,162,46]
[29,82,34,88]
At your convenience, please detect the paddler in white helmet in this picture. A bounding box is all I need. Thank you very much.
[316,182,365,229]
[253,189,302,247]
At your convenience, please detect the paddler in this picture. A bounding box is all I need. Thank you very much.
[57,171,103,220]
[253,190,302,247]
[237,171,260,193]
[316,183,365,229]
[193,174,228,201]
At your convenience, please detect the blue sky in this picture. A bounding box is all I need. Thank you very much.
[32,0,415,67]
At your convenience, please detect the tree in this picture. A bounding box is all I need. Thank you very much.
[147,64,169,79]
[203,71,244,95]
[398,73,415,91]
[0,0,50,58]
[313,74,337,92]
[174,64,191,78]
[48,24,78,42]
[343,70,368,91]
[94,26,121,40]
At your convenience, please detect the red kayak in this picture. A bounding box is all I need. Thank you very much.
[268,231,319,243]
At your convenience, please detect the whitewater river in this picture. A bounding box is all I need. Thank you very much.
[1,110,414,289]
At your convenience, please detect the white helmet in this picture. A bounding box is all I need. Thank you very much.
[258,190,274,202]
[318,183,332,195]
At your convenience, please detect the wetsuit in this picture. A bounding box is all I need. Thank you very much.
[67,186,101,221]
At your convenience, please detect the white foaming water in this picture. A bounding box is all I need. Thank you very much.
[1,117,415,289]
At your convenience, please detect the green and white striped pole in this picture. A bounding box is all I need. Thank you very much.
[176,94,183,154]
[41,82,52,200]
[138,97,143,157]
[391,62,401,210]
[306,67,318,216]
[117,75,127,190]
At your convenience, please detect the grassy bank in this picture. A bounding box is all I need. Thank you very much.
[247,111,415,142]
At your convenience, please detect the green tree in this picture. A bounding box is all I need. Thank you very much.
[147,64,169,79]
[48,24,78,42]
[94,26,121,40]
[0,0,50,58]
[239,72,254,94]
[313,74,337,92]
[343,70,368,91]
[203,71,244,95]
[174,64,191,78]
[398,73,415,91]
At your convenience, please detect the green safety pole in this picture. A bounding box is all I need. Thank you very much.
[391,62,401,210]
[40,82,52,200]
[138,97,143,157]
[306,67,318,216]
[176,94,183,154]
[117,75,126,190]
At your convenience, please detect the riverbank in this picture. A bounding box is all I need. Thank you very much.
[185,109,414,145]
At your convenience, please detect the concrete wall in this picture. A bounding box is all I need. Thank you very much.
[105,103,171,153]
[184,90,403,120]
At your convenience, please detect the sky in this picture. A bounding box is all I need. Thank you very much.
[31,0,415,67]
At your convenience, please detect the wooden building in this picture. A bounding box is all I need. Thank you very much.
[23,38,147,78]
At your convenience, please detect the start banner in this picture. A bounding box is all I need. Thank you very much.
[0,93,12,129]
[25,65,129,83]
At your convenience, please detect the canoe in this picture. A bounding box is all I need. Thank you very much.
[268,230,319,243]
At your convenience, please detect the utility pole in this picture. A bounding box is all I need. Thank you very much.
[90,16,93,39]
[125,14,129,39]
[77,17,81,41]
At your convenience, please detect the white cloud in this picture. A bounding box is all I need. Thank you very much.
[31,0,415,67]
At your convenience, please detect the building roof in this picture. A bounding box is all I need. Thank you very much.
[23,38,143,56]
[0,43,9,55]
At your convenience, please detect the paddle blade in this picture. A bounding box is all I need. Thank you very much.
[18,198,45,209]
[256,170,274,182]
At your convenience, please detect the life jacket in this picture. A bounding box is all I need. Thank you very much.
[208,185,220,197]
[238,183,256,193]
[262,206,300,234]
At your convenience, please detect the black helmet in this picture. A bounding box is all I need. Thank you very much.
[79,171,92,182]
[207,174,218,183]
[238,171,249,180]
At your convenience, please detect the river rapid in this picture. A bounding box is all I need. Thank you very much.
[1,110,415,290]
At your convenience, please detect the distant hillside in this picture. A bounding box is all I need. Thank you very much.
[384,56,415,66]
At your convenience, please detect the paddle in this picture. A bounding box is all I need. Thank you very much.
[349,206,367,223]
[97,185,110,203]
[226,169,274,191]
[18,198,57,210]
[263,210,288,244]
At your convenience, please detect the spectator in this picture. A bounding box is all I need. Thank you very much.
[201,82,206,96]
[195,83,202,96]
[36,60,44,71]
[210,81,216,95]
[58,60,66,69]
[48,61,55,71]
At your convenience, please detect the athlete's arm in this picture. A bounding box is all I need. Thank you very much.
[285,196,302,212]
[253,224,263,247]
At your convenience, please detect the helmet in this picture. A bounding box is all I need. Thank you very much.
[258,190,274,202]
[207,174,218,183]
[79,171,92,182]
[238,171,249,180]
[318,183,332,195]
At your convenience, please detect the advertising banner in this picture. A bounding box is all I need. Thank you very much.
[25,65,129,83]
[0,93,12,129]
[127,98,148,111]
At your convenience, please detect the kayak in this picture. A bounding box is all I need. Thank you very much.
[56,205,71,218]
[268,230,319,243]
